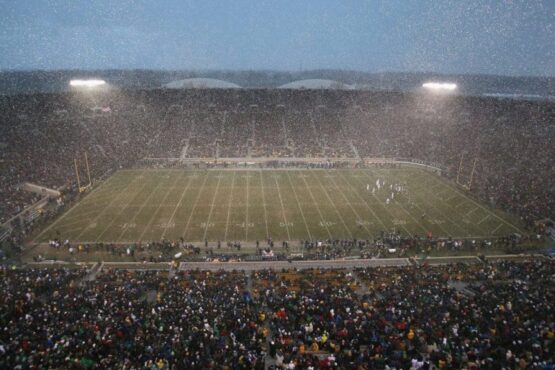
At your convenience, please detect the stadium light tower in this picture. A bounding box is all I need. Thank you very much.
[422,82,457,92]
[69,79,107,88]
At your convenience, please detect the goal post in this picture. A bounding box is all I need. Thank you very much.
[74,153,93,193]
[467,158,478,190]
[456,154,478,190]
[74,157,81,191]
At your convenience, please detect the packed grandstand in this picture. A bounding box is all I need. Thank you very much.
[0,260,554,369]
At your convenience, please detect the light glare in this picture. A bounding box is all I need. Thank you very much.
[422,82,457,91]
[70,79,106,87]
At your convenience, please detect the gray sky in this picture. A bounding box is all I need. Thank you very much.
[0,0,553,76]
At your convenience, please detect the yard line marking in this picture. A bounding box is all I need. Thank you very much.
[224,171,237,241]
[361,170,427,236]
[326,170,372,236]
[63,227,85,235]
[416,176,490,235]
[296,171,333,239]
[85,185,129,196]
[491,223,504,234]
[416,170,525,234]
[82,195,122,205]
[93,171,154,242]
[274,173,293,240]
[202,171,224,241]
[75,171,148,241]
[182,172,210,239]
[430,182,443,191]
[54,216,97,229]
[161,173,196,239]
[397,189,456,238]
[338,172,388,230]
[57,209,106,223]
[259,170,270,239]
[83,189,121,198]
[434,187,451,199]
[107,204,177,207]
[310,170,353,238]
[114,176,170,242]
[245,170,250,241]
[478,214,490,225]
[465,207,479,218]
[408,175,472,236]
[368,171,457,237]
[34,171,139,242]
[138,172,185,241]
[408,171,488,236]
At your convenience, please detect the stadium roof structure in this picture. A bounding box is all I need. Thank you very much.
[164,78,242,89]
[279,79,353,90]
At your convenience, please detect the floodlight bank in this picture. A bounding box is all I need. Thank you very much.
[69,79,106,87]
[422,82,457,91]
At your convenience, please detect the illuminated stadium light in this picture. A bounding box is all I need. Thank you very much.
[69,79,106,87]
[422,82,457,91]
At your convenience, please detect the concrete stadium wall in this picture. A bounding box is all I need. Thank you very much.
[26,254,546,270]
[22,182,61,197]
[141,156,444,173]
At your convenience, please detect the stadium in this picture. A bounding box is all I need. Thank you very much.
[1,79,554,368]
[1,2,555,369]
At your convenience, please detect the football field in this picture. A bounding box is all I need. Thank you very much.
[36,168,525,243]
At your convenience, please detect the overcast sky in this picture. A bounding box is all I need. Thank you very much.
[0,0,553,76]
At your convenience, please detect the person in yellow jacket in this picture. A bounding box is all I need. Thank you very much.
[156,358,166,369]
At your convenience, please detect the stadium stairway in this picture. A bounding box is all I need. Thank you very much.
[349,140,361,160]
[82,261,103,282]
[180,139,189,160]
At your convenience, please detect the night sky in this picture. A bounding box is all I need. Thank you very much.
[0,0,553,76]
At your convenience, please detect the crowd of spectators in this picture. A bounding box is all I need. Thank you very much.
[0,267,266,369]
[0,260,553,368]
[0,186,40,224]
[0,89,553,236]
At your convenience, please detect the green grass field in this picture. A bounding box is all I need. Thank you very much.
[36,168,525,243]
